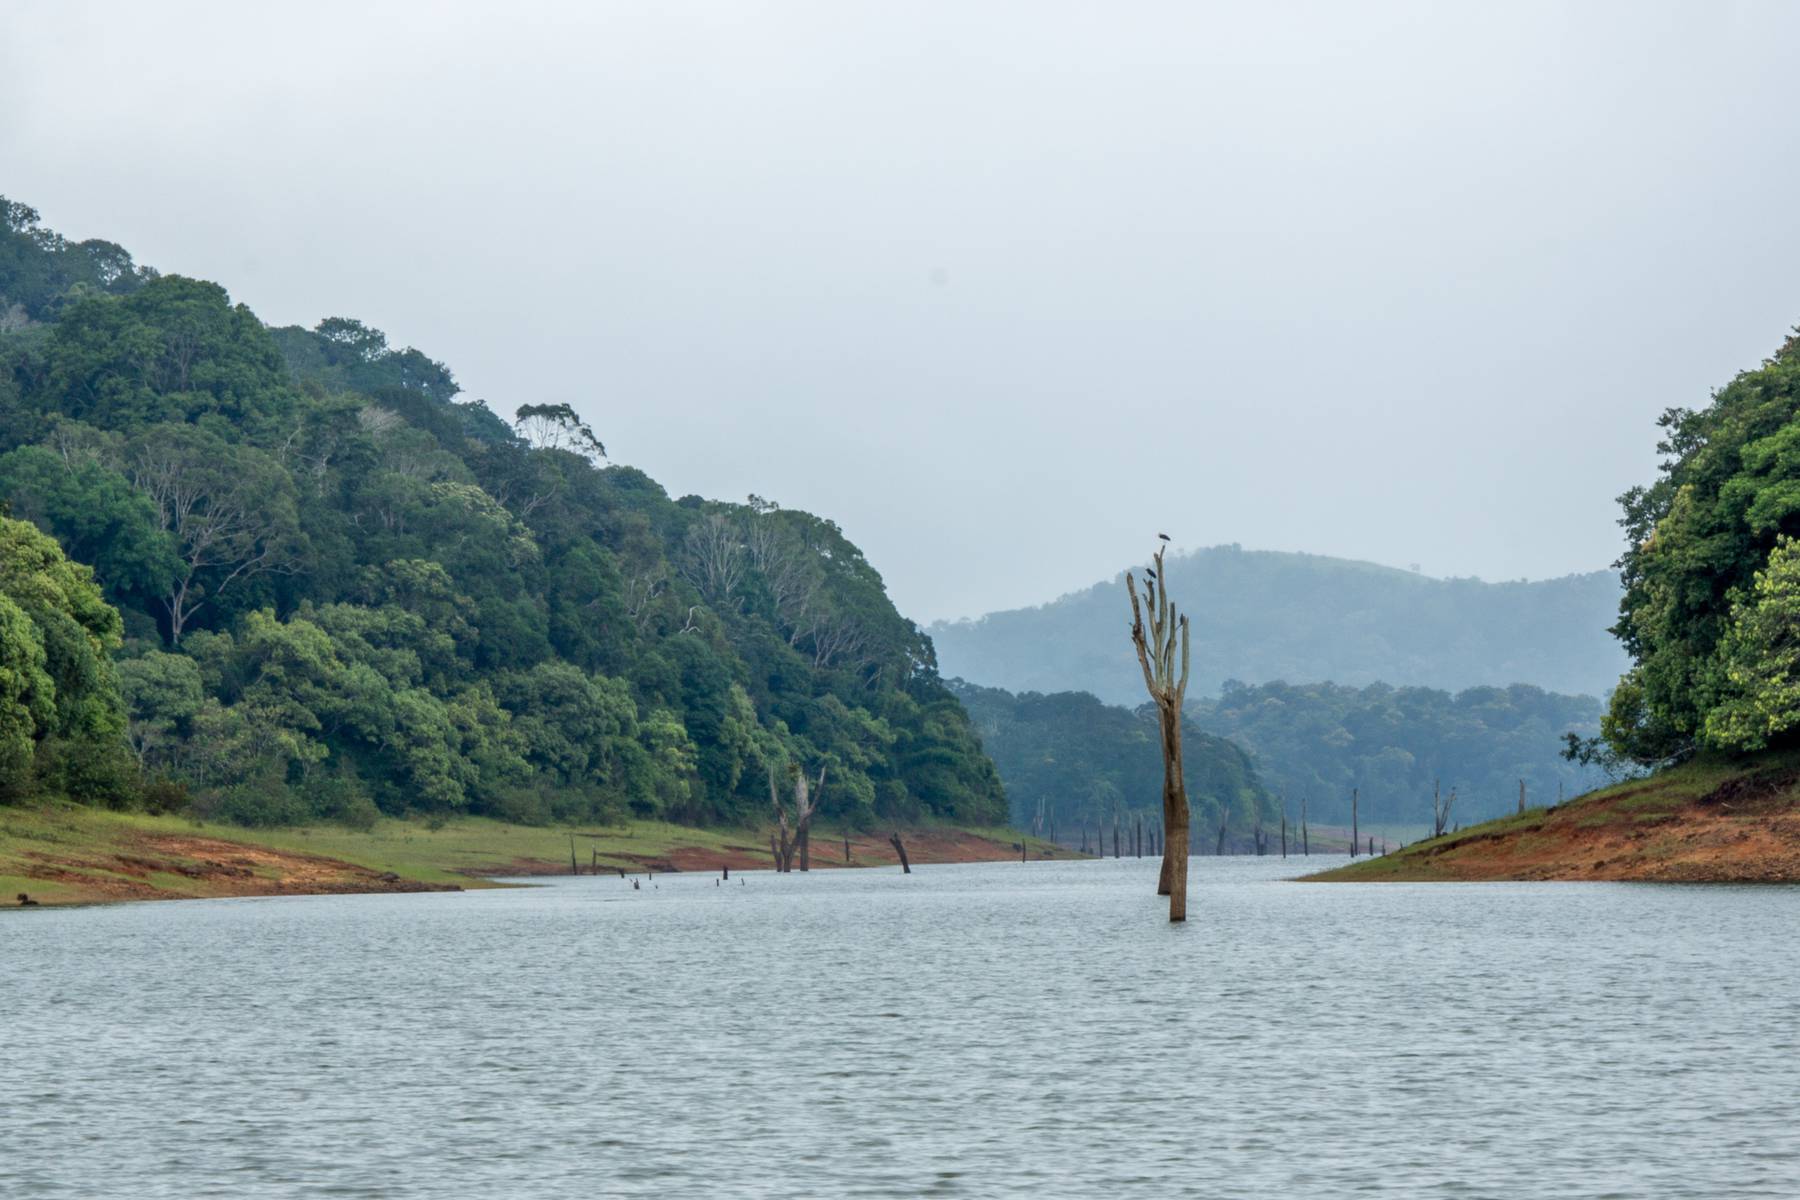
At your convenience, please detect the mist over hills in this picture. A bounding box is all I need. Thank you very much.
[929,545,1627,706]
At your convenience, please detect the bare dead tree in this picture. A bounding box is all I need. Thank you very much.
[1126,539,1193,922]
[1301,796,1310,856]
[1431,780,1456,838]
[514,402,606,464]
[803,608,869,671]
[1350,787,1359,858]
[620,571,668,632]
[888,832,912,873]
[768,762,827,872]
[681,512,748,607]
[1518,778,1526,815]
[131,432,296,644]
[1215,808,1229,856]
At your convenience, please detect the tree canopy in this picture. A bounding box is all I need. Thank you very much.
[0,199,1005,828]
[1605,328,1800,762]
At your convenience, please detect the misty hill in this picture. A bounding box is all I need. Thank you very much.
[929,545,1627,706]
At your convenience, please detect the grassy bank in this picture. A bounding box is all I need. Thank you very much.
[0,803,1073,907]
[1307,750,1800,883]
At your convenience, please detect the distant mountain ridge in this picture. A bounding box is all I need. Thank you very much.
[929,545,1627,705]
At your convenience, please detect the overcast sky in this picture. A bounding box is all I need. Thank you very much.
[6,1,1799,622]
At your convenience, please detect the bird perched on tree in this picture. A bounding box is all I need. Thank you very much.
[1158,533,1171,541]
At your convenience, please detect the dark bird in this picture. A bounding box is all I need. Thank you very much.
[17,892,39,907]
[1158,533,1171,541]
[1145,568,1157,579]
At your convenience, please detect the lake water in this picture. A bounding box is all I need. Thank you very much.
[3,856,1798,1198]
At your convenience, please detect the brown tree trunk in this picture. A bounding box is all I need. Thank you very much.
[1157,700,1190,917]
[1166,818,1190,923]
[888,832,911,874]
[1350,787,1359,858]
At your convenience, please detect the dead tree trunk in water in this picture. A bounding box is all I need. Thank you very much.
[1301,796,1310,856]
[1350,787,1359,858]
[570,835,579,876]
[844,835,851,863]
[1126,539,1193,922]
[1113,818,1120,859]
[1135,818,1143,858]
[888,832,911,873]
[769,763,827,872]
[1215,809,1228,856]
[1281,808,1288,858]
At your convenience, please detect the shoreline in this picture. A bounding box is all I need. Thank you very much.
[1,804,1076,908]
[1304,751,1800,883]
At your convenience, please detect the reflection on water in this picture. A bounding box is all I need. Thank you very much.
[3,857,1797,1197]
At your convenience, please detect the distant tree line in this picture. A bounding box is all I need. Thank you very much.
[1189,679,1610,825]
[949,680,1276,850]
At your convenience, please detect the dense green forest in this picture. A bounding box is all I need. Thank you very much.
[929,547,1624,705]
[1188,680,1608,825]
[949,680,1277,850]
[1604,327,1800,763]
[0,196,1005,828]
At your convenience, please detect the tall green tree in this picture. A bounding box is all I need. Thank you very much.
[1607,328,1800,760]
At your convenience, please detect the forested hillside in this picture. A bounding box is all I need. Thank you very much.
[930,547,1624,705]
[0,196,1004,828]
[1189,680,1609,825]
[950,681,1277,850]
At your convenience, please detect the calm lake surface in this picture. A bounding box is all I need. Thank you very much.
[4,856,1798,1198]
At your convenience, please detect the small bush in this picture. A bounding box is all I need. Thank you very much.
[140,776,190,816]
[193,784,312,827]
[481,787,552,826]
[36,738,140,809]
[300,770,380,831]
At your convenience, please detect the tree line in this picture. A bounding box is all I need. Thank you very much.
[948,680,1276,851]
[1189,679,1611,825]
[0,196,1004,829]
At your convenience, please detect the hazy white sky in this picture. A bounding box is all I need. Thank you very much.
[6,1,1798,621]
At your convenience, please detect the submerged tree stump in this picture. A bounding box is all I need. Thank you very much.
[888,832,912,874]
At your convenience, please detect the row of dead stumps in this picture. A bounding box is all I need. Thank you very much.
[1046,786,1407,862]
